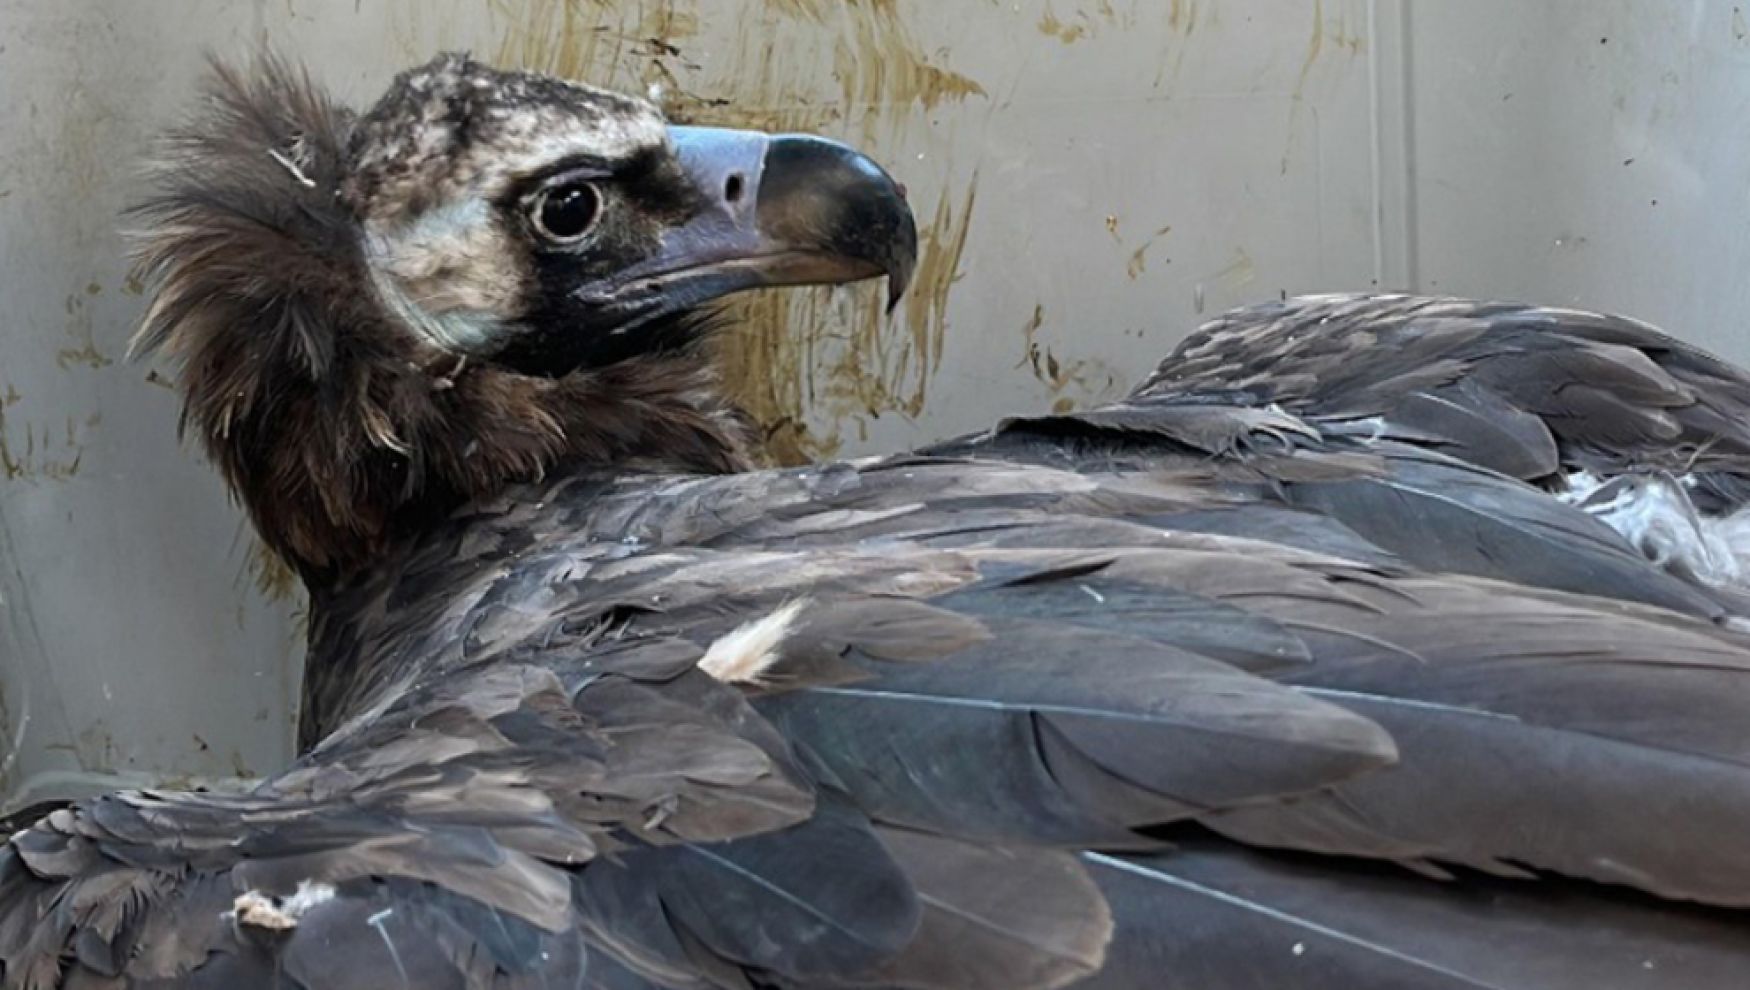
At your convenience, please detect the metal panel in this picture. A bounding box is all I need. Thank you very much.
[6,0,1747,807]
[0,0,300,809]
[1403,0,1750,364]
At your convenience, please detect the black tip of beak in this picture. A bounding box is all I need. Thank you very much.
[667,127,918,306]
[758,135,918,308]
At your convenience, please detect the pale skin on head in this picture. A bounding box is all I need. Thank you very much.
[353,59,669,354]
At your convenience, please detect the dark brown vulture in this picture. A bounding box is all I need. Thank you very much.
[5,51,1750,990]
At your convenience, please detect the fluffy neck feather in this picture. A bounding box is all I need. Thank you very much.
[129,53,753,583]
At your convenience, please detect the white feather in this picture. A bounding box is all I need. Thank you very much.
[699,599,810,685]
[1557,470,1750,589]
[228,880,337,931]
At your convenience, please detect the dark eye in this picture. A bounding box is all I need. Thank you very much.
[530,182,602,243]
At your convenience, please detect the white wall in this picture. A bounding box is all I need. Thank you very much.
[4,0,1749,808]
[0,0,299,808]
[1403,0,1750,348]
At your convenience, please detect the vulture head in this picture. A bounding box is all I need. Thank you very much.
[129,51,916,577]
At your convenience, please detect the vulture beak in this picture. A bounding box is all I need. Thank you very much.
[583,128,918,327]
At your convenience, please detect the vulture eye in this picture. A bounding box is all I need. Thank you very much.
[530,182,602,244]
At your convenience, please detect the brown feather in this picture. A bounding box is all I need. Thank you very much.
[126,50,754,580]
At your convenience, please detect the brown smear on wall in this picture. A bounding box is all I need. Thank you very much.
[895,180,978,408]
[1018,303,1122,415]
[484,0,986,463]
[1038,1,1129,46]
[0,391,94,484]
[831,1,986,145]
[57,284,113,372]
[716,178,977,463]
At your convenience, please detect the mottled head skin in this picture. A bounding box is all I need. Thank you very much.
[344,54,684,355]
[348,53,668,219]
[128,53,752,580]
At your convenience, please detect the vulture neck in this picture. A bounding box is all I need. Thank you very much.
[247,346,758,588]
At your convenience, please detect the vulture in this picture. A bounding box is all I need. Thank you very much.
[6,50,1750,989]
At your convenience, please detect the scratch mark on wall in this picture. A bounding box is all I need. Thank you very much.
[1155,0,1201,88]
[57,287,113,371]
[0,682,20,793]
[764,0,827,21]
[74,723,118,770]
[0,395,94,483]
[1213,246,1257,290]
[1330,6,1365,55]
[0,494,89,787]
[1282,0,1324,176]
[0,401,15,482]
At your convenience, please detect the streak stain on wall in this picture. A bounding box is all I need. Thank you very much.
[0,392,95,484]
[57,284,114,371]
[1018,304,1121,415]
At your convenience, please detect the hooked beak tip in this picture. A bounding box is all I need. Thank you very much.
[886,274,908,313]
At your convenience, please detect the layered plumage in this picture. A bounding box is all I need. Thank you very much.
[5,52,1750,990]
[1144,294,1750,588]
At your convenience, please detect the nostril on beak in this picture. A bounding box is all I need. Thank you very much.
[725,173,746,204]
